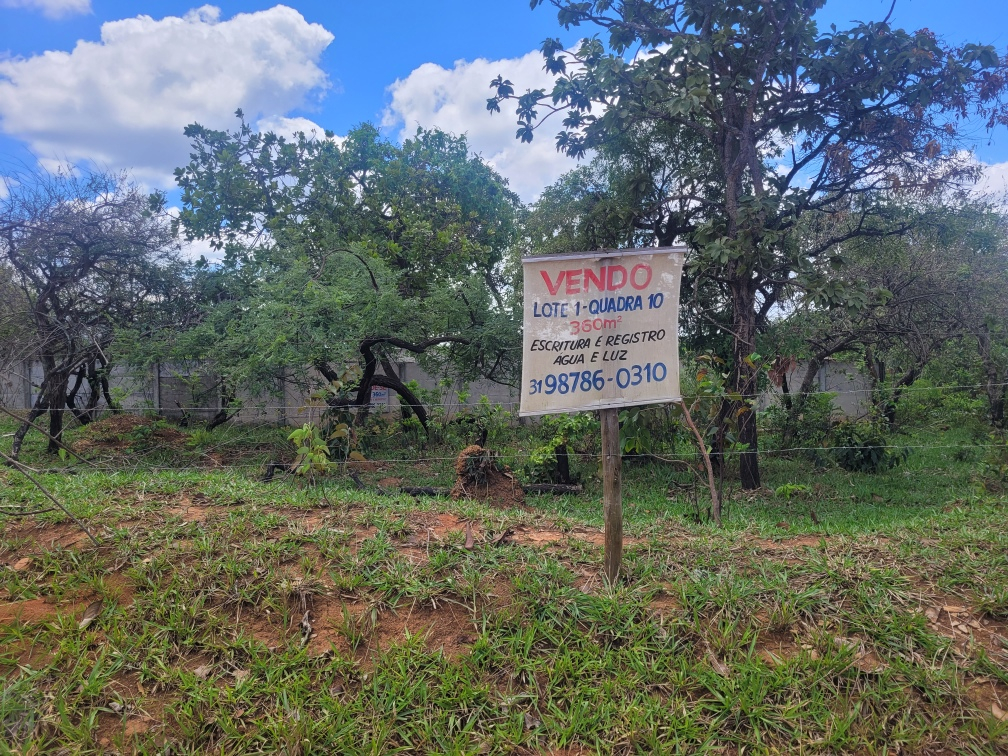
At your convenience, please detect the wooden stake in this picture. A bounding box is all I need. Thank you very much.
[679,399,722,526]
[600,407,622,583]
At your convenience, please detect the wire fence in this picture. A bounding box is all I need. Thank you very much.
[0,437,999,479]
[1,378,1002,479]
[1,379,1006,415]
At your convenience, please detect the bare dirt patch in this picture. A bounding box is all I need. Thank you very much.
[73,414,187,454]
[450,445,525,509]
[750,535,832,551]
[966,676,1008,724]
[916,599,1008,658]
[408,511,468,541]
[755,628,802,666]
[649,591,681,619]
[367,599,475,658]
[163,492,217,523]
[0,593,97,626]
[1,521,92,553]
[0,596,63,625]
[231,593,476,662]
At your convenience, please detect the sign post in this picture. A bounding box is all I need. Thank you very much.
[601,407,621,581]
[519,247,685,582]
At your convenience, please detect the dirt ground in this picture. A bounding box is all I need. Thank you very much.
[2,488,1007,751]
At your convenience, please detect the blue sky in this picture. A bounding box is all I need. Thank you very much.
[2,0,1008,207]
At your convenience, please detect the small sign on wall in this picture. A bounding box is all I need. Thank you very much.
[519,247,685,416]
[369,385,389,409]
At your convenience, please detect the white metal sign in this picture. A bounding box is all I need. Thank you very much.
[369,386,389,409]
[519,247,685,416]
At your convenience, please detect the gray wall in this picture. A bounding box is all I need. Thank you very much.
[757,361,873,418]
[0,358,521,425]
[0,358,868,425]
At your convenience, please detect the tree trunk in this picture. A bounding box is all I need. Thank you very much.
[37,359,71,454]
[991,388,1006,429]
[206,379,238,430]
[96,355,119,414]
[83,361,102,422]
[978,327,1007,429]
[371,372,429,429]
[46,378,66,453]
[729,278,761,490]
[66,365,89,425]
[10,394,48,460]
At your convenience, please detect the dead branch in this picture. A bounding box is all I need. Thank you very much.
[0,449,100,545]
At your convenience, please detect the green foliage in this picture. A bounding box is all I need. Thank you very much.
[185,427,215,451]
[894,379,987,428]
[977,432,1008,494]
[525,413,598,484]
[310,366,363,459]
[773,483,810,500]
[287,422,333,479]
[165,117,524,409]
[1,166,183,455]
[618,406,655,456]
[466,395,511,448]
[830,421,909,474]
[675,353,752,456]
[764,392,835,451]
[494,0,1008,487]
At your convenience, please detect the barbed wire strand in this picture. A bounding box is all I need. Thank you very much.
[2,380,1007,416]
[1,439,1000,481]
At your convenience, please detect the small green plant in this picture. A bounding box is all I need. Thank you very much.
[830,421,909,473]
[525,413,597,484]
[774,483,810,500]
[338,602,375,650]
[186,427,215,450]
[288,422,333,478]
[470,395,510,447]
[618,406,653,455]
[56,447,78,467]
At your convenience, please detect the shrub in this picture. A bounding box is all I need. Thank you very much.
[525,413,597,484]
[976,432,1008,494]
[763,392,835,451]
[830,421,909,474]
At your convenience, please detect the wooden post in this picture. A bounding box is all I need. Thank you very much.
[601,407,622,582]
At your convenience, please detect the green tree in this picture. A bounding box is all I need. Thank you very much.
[168,117,523,427]
[0,167,181,457]
[489,0,1008,488]
[767,201,1005,433]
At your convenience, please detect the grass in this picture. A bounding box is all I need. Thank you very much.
[1,411,1006,754]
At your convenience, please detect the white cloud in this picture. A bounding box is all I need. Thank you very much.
[973,160,1008,205]
[383,50,585,202]
[0,5,334,189]
[180,234,225,264]
[0,0,90,18]
[255,115,327,142]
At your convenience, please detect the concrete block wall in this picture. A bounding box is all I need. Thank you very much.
[758,361,872,418]
[2,358,867,425]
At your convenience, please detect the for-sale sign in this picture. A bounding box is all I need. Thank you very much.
[519,247,685,416]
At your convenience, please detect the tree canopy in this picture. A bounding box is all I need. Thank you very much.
[490,0,1008,487]
[0,167,181,456]
[167,117,523,427]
